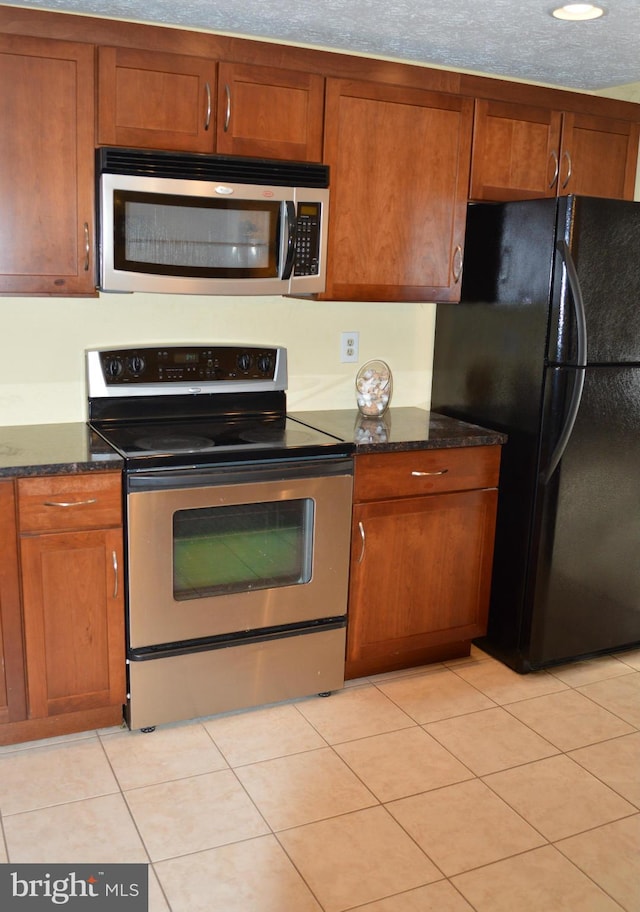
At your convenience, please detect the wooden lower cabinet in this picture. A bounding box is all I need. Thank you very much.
[20,527,125,720]
[0,481,27,726]
[345,446,500,678]
[0,473,126,746]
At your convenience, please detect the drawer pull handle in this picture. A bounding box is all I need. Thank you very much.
[411,469,449,477]
[43,498,98,507]
[357,520,366,564]
[112,549,119,599]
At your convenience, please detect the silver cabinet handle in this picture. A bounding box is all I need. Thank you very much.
[548,149,559,189]
[204,81,212,131]
[561,150,573,189]
[43,498,97,507]
[112,549,119,599]
[357,520,366,564]
[83,222,90,271]
[452,245,463,284]
[411,469,449,477]
[224,83,231,132]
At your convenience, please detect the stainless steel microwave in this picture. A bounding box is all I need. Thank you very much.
[97,148,329,295]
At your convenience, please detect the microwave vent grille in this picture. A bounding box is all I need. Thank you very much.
[97,147,329,189]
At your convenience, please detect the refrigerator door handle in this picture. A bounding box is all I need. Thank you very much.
[543,241,588,483]
[558,239,588,370]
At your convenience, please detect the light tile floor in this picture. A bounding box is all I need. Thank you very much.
[1,646,639,911]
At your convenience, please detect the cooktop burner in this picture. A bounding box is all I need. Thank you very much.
[134,434,217,453]
[238,426,317,446]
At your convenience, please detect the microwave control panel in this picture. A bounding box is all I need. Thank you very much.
[294,202,322,276]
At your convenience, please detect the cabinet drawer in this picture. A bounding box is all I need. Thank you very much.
[353,445,501,502]
[18,473,122,533]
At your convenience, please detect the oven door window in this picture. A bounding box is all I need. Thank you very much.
[113,192,280,278]
[173,499,313,600]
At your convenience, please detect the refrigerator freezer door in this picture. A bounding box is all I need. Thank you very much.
[528,364,640,666]
[549,196,640,366]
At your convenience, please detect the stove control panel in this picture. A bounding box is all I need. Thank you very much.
[87,345,287,397]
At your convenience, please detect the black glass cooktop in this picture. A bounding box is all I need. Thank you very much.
[91,415,347,468]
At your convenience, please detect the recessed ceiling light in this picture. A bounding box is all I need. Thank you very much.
[552,4,605,20]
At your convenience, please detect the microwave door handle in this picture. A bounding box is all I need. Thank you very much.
[281,201,297,280]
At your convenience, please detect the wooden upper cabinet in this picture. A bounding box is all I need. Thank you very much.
[98,46,217,153]
[470,100,563,200]
[559,112,640,199]
[98,49,325,161]
[0,35,95,295]
[216,62,324,161]
[322,78,473,302]
[470,99,640,202]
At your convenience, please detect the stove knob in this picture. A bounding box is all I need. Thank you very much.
[103,356,124,380]
[126,354,146,378]
[257,354,272,375]
[237,353,252,372]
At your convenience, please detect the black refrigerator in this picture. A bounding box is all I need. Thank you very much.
[432,195,640,672]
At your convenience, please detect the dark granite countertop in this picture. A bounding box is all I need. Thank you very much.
[0,423,123,478]
[291,407,506,453]
[0,409,505,476]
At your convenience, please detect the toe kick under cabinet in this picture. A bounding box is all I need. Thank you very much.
[345,445,501,679]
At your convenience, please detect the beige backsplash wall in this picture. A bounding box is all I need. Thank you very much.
[0,293,434,426]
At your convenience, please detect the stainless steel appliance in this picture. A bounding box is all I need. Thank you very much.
[87,344,353,729]
[97,148,329,295]
[432,195,640,672]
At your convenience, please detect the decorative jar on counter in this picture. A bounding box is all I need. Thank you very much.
[356,360,392,417]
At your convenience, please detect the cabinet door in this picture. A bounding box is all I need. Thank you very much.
[322,78,473,302]
[346,488,497,677]
[470,99,563,201]
[470,100,640,203]
[217,62,324,161]
[0,36,95,295]
[98,46,216,152]
[20,528,125,719]
[0,481,26,725]
[559,112,640,200]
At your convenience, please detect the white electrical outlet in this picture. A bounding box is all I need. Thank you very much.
[340,331,359,363]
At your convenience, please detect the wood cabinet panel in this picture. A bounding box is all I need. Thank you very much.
[0,481,26,725]
[470,100,640,202]
[98,46,216,152]
[353,445,501,501]
[217,62,324,161]
[347,487,498,676]
[0,35,95,294]
[470,100,563,200]
[559,112,640,199]
[20,527,125,718]
[18,474,122,533]
[322,78,473,302]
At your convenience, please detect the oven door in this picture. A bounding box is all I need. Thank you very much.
[126,458,353,651]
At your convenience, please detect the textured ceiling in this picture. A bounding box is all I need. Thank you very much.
[5,0,640,90]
